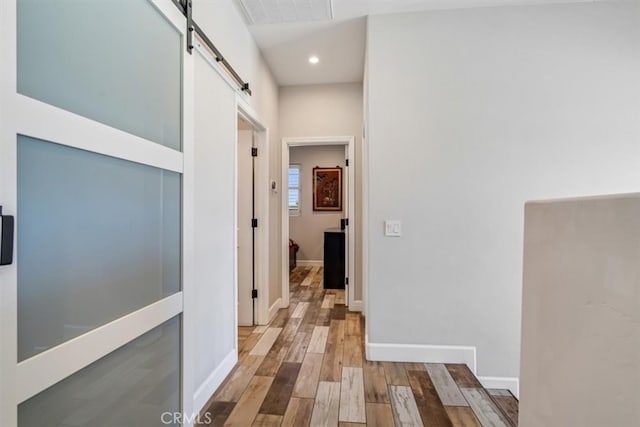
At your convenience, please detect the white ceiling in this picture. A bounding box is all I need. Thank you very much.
[239,0,334,25]
[237,0,606,86]
[248,18,366,86]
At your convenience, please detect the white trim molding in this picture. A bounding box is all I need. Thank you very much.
[180,12,196,422]
[478,376,520,399]
[237,99,270,326]
[0,1,18,424]
[193,349,238,414]
[268,298,283,324]
[296,260,323,267]
[365,336,520,397]
[17,293,183,403]
[365,336,477,374]
[348,300,363,312]
[14,94,183,173]
[281,136,357,311]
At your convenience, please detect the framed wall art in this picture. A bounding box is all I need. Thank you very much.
[312,166,342,211]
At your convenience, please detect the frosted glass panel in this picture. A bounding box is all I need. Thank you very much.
[18,136,181,361]
[17,0,182,150]
[18,316,181,427]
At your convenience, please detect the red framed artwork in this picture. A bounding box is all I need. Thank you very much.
[312,166,343,211]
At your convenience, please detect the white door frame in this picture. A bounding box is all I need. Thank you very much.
[237,99,270,325]
[281,136,357,310]
[0,0,19,423]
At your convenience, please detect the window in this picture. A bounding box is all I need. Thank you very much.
[289,164,301,216]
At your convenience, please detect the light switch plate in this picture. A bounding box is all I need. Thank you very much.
[384,220,402,237]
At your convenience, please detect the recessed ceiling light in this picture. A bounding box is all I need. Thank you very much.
[309,55,319,65]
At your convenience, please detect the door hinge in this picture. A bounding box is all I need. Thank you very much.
[251,147,258,157]
[0,206,15,266]
[252,289,258,299]
[345,277,349,285]
[341,218,349,230]
[252,218,258,228]
[346,159,349,167]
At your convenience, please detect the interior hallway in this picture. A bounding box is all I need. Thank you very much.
[202,267,519,426]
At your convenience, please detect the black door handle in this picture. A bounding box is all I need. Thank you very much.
[0,206,14,266]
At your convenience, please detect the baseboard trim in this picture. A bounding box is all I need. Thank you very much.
[365,337,520,398]
[478,376,520,399]
[348,300,363,312]
[296,260,323,267]
[268,297,282,322]
[194,349,237,413]
[366,338,477,373]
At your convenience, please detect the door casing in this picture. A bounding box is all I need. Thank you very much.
[280,136,358,311]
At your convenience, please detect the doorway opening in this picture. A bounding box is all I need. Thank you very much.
[281,137,356,309]
[236,103,269,327]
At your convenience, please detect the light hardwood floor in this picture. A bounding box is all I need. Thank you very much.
[202,267,519,426]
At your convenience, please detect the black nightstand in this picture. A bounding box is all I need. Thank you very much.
[323,228,345,289]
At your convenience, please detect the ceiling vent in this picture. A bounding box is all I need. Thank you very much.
[239,0,333,25]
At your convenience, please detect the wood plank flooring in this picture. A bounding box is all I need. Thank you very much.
[203,266,519,426]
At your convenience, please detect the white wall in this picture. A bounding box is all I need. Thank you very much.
[366,0,640,379]
[280,83,363,299]
[521,194,640,427]
[195,0,281,310]
[191,0,280,411]
[289,145,346,261]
